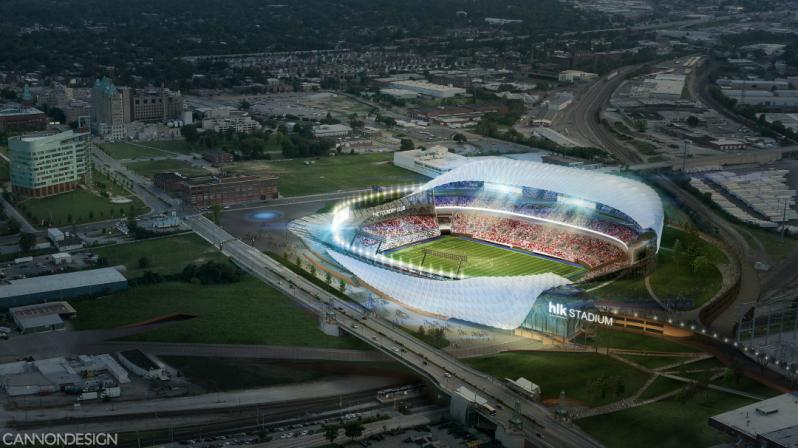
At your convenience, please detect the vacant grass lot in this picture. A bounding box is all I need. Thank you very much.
[578,390,753,448]
[387,236,584,278]
[125,159,209,179]
[71,276,371,350]
[586,329,697,353]
[100,142,164,160]
[140,140,195,154]
[18,189,148,228]
[94,234,227,277]
[465,352,650,407]
[228,152,427,197]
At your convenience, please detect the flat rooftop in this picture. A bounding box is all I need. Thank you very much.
[710,392,798,441]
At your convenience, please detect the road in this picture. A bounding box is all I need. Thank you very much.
[556,66,645,164]
[186,215,601,448]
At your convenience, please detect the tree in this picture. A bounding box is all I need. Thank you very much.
[452,133,467,143]
[343,421,364,441]
[400,138,415,151]
[210,203,222,224]
[323,426,339,445]
[18,232,36,253]
[686,115,700,127]
[239,99,251,110]
[325,271,332,285]
[181,124,199,144]
[691,255,712,274]
[138,256,151,269]
[338,278,346,292]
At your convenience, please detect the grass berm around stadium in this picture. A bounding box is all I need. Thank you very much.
[386,235,585,278]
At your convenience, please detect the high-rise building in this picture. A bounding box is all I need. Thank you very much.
[9,130,90,197]
[90,78,184,140]
[90,77,130,141]
[130,86,183,122]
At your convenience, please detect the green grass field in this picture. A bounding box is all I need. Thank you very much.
[386,236,584,278]
[99,142,165,160]
[125,159,210,179]
[465,352,650,407]
[71,276,370,350]
[17,189,149,228]
[586,329,698,352]
[94,233,228,278]
[578,390,754,448]
[227,152,427,197]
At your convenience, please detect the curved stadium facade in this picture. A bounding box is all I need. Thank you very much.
[290,159,664,332]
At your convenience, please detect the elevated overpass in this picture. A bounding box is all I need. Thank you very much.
[186,215,603,448]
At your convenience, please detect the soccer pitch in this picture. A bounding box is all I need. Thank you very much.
[386,236,585,278]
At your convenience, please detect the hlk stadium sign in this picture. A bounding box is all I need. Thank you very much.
[548,302,614,326]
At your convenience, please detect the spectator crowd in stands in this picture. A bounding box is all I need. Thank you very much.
[451,213,626,268]
[435,195,639,244]
[361,215,440,251]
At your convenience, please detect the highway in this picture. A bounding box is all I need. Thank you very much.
[556,65,645,164]
[186,214,602,448]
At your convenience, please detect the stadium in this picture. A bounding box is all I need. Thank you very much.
[290,159,664,338]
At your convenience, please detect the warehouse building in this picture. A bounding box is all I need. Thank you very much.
[9,301,77,334]
[0,268,128,309]
[387,80,466,98]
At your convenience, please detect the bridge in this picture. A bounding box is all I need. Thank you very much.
[186,215,603,448]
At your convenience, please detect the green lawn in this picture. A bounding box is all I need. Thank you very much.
[71,276,371,350]
[386,236,584,278]
[465,352,650,407]
[94,233,228,278]
[620,355,692,370]
[228,152,427,197]
[125,159,210,179]
[17,189,148,228]
[637,375,683,400]
[586,329,698,353]
[578,390,755,448]
[99,142,164,160]
[737,225,798,262]
[139,140,195,154]
[588,226,725,309]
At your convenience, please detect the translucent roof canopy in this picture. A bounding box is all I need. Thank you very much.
[421,159,664,247]
[329,250,571,329]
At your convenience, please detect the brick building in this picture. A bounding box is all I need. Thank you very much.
[154,173,278,207]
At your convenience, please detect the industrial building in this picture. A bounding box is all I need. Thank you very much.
[407,104,507,128]
[201,108,260,134]
[312,124,352,139]
[710,392,798,448]
[0,268,128,309]
[387,80,466,98]
[0,354,130,398]
[9,301,76,334]
[558,70,598,83]
[547,92,574,111]
[8,129,89,197]
[393,146,470,177]
[154,172,279,207]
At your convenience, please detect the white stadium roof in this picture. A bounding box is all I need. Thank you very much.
[419,159,664,247]
[329,250,571,329]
